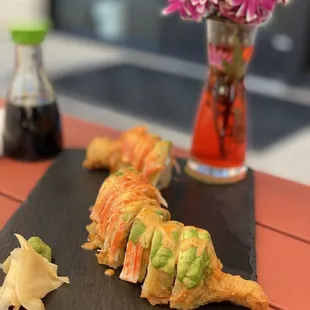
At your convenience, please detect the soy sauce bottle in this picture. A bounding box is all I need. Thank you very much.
[3,23,63,161]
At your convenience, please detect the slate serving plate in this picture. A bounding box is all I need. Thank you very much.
[0,149,256,310]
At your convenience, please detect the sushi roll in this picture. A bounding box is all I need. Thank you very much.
[123,134,160,173]
[82,170,140,251]
[170,226,220,309]
[141,221,184,305]
[120,205,171,283]
[97,175,167,239]
[93,169,166,235]
[82,168,269,310]
[170,226,269,310]
[90,168,145,223]
[83,168,167,254]
[143,140,174,190]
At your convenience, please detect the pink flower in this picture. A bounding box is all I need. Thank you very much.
[162,0,219,21]
[220,0,278,24]
[162,0,287,24]
[208,44,232,70]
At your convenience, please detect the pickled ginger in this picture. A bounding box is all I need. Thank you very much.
[0,234,69,310]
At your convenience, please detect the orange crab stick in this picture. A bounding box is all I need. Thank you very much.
[132,135,160,172]
[90,169,143,222]
[120,240,144,283]
[98,180,166,240]
[92,169,146,224]
[90,175,116,223]
[119,126,148,165]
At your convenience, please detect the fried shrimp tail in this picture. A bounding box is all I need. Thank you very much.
[207,272,269,310]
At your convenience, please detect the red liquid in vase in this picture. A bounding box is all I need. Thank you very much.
[190,45,253,169]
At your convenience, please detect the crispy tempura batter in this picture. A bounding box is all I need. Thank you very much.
[170,270,268,310]
[83,126,175,189]
[83,137,118,170]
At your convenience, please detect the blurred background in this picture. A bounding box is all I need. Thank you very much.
[0,0,309,184]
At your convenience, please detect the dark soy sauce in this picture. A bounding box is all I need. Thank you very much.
[3,102,63,161]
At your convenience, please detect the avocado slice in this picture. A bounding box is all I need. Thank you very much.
[129,220,146,244]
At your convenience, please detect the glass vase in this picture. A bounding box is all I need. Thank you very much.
[185,18,257,184]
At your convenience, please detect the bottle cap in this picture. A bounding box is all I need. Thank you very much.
[7,0,51,45]
[10,20,51,45]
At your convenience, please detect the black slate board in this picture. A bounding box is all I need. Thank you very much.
[0,149,256,310]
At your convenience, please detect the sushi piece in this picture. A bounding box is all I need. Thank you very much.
[141,221,184,305]
[97,198,160,269]
[90,168,145,223]
[83,169,145,250]
[169,226,221,309]
[143,140,174,190]
[97,176,167,241]
[121,132,160,172]
[170,226,269,310]
[83,126,177,189]
[83,168,167,253]
[118,126,149,167]
[93,168,166,235]
[120,205,171,283]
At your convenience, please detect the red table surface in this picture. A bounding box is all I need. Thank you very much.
[0,115,309,310]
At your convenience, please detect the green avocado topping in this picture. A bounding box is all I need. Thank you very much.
[154,209,170,222]
[185,251,208,289]
[150,230,162,259]
[129,220,146,244]
[182,228,198,240]
[150,229,176,276]
[172,231,180,243]
[123,212,135,223]
[160,252,175,276]
[127,167,138,173]
[151,247,173,269]
[198,231,210,240]
[155,209,164,217]
[177,246,210,289]
[114,170,124,176]
[177,246,197,281]
[28,237,52,262]
[156,209,169,218]
[123,213,130,222]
